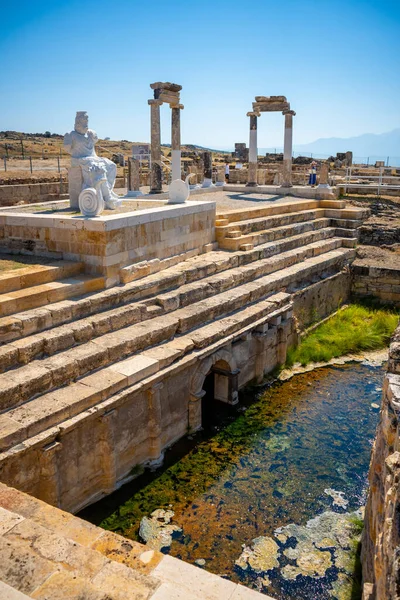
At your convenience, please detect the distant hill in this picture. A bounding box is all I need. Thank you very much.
[293,129,400,159]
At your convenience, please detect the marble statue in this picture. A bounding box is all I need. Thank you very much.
[168,174,195,203]
[64,112,121,216]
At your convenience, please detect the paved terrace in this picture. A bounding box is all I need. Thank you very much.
[0,483,270,600]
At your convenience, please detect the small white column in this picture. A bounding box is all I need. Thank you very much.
[171,104,183,182]
[281,109,296,188]
[247,112,258,187]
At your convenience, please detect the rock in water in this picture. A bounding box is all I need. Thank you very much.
[195,558,206,566]
[139,509,182,551]
[324,488,349,508]
[236,536,280,573]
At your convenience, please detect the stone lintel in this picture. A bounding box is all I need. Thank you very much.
[158,91,180,105]
[150,81,182,92]
[255,95,287,102]
[253,101,290,112]
[283,109,296,116]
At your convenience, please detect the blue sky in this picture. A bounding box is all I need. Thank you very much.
[1,0,399,149]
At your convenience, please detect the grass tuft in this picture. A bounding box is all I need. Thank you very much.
[286,304,399,368]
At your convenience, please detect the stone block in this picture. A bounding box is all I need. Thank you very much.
[110,355,159,386]
[68,166,83,209]
[152,554,237,600]
[0,535,57,595]
[31,571,107,600]
[0,581,32,600]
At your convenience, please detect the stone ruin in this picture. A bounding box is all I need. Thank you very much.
[246,95,296,188]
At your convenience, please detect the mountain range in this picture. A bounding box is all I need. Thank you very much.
[257,129,400,160]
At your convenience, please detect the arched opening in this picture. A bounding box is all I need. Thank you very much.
[200,359,240,431]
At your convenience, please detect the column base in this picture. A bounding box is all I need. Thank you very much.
[124,190,143,198]
[149,188,163,194]
[201,178,214,188]
[280,183,293,188]
[246,182,258,187]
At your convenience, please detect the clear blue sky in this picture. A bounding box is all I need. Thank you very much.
[1,0,399,149]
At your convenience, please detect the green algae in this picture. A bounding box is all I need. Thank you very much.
[86,362,384,600]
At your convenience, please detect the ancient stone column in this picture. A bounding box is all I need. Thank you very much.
[216,166,225,186]
[247,112,258,187]
[281,110,296,188]
[171,104,183,182]
[188,391,205,432]
[189,164,199,189]
[317,162,331,189]
[201,151,213,188]
[148,99,163,194]
[126,157,142,197]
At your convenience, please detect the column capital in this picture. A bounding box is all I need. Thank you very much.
[246,111,259,117]
[170,103,184,110]
[283,109,296,116]
[148,99,163,106]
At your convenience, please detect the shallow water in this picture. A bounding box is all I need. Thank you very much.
[81,363,384,599]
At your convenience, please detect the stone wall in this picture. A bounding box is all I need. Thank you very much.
[0,200,216,287]
[362,324,400,600]
[0,178,126,207]
[0,307,294,514]
[352,264,400,306]
[293,269,352,329]
[359,223,400,247]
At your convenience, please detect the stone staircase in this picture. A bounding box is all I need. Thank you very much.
[0,259,105,318]
[215,199,366,251]
[0,482,267,600]
[0,199,367,496]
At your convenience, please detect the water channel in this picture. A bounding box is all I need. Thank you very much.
[81,361,385,600]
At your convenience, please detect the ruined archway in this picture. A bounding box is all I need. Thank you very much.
[189,350,240,432]
[246,96,295,188]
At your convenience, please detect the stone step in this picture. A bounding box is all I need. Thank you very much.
[0,232,343,372]
[216,199,321,224]
[215,200,366,225]
[0,247,354,412]
[0,482,268,600]
[0,260,83,294]
[218,217,331,251]
[0,295,291,451]
[0,483,162,599]
[216,209,326,240]
[0,227,352,345]
[0,274,105,318]
[0,296,289,450]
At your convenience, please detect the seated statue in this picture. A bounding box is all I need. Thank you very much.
[64,111,121,215]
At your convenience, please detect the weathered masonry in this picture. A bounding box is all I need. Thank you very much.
[0,197,368,514]
[362,323,400,600]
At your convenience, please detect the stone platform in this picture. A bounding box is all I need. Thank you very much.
[0,199,216,287]
[0,482,268,600]
[223,183,336,200]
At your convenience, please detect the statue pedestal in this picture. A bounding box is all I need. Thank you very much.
[68,167,83,209]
